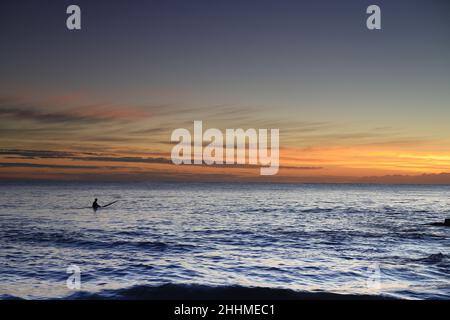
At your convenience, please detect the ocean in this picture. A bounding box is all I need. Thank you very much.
[0,182,449,300]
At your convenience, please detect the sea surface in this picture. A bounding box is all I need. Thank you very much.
[0,182,449,300]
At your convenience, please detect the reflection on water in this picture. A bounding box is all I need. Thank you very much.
[0,182,449,299]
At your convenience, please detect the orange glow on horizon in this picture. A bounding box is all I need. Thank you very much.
[2,140,450,183]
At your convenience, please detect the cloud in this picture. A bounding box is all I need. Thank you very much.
[71,156,172,164]
[358,173,450,184]
[0,148,321,171]
[0,97,151,125]
[0,149,76,158]
[0,162,110,169]
[129,127,170,135]
[0,149,172,164]
[0,106,98,124]
[0,105,149,124]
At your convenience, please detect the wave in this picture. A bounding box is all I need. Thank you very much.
[2,230,193,252]
[416,253,447,264]
[62,283,392,300]
[0,295,25,300]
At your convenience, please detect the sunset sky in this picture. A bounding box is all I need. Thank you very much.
[1,0,450,183]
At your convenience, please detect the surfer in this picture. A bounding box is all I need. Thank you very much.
[92,198,101,211]
[91,198,118,211]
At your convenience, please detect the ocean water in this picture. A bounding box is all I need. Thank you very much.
[0,182,449,300]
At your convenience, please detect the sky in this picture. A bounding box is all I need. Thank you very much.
[1,0,450,183]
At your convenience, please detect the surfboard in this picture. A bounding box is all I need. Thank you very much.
[101,200,118,208]
[72,201,119,211]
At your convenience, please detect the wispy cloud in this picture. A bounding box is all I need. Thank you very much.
[0,148,321,171]
[0,149,76,158]
[71,155,172,164]
[0,104,150,124]
[0,162,110,169]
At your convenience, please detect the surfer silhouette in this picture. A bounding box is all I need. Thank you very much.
[92,198,101,211]
[92,198,118,211]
